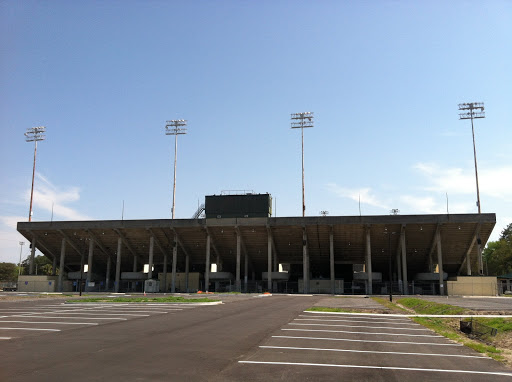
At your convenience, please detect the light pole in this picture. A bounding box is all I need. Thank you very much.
[458,102,485,214]
[18,242,25,275]
[291,112,314,217]
[165,120,187,219]
[24,127,46,222]
[459,102,485,276]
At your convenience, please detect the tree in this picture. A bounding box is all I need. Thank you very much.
[0,262,18,282]
[20,255,54,276]
[483,223,512,276]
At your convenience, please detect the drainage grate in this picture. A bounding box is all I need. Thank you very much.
[460,318,498,340]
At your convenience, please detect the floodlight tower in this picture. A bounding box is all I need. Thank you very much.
[458,102,485,214]
[291,112,314,217]
[165,120,187,219]
[24,126,46,222]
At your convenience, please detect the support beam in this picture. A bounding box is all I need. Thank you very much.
[147,228,167,256]
[29,235,36,275]
[436,229,445,296]
[236,231,241,292]
[244,250,248,293]
[330,226,336,295]
[115,237,122,293]
[205,234,211,292]
[58,238,66,292]
[267,228,272,292]
[86,239,94,291]
[113,229,138,257]
[365,226,372,295]
[400,225,408,295]
[106,256,111,291]
[185,254,189,293]
[163,254,168,292]
[171,235,177,293]
[52,255,57,276]
[57,230,82,256]
[148,235,155,279]
[86,230,110,257]
[303,228,309,294]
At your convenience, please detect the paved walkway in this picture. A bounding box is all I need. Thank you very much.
[314,296,388,310]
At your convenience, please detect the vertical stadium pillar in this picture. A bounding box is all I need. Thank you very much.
[86,239,94,292]
[185,254,189,293]
[401,228,408,295]
[115,238,122,293]
[163,254,168,292]
[436,229,445,295]
[303,229,308,294]
[133,255,138,292]
[467,250,472,276]
[205,235,210,292]
[148,236,154,279]
[267,232,272,292]
[330,227,335,294]
[52,256,57,276]
[29,236,36,275]
[106,256,111,291]
[171,235,177,293]
[58,238,66,292]
[244,251,248,293]
[365,227,372,295]
[236,233,241,292]
[396,250,402,290]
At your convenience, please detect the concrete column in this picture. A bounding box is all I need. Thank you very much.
[330,228,335,295]
[477,236,484,276]
[115,237,122,293]
[29,236,36,275]
[401,229,408,295]
[365,228,372,295]
[273,252,278,273]
[171,235,177,293]
[267,232,272,292]
[236,233,241,292]
[436,230,445,296]
[302,230,308,294]
[58,238,66,292]
[133,255,138,271]
[52,256,57,276]
[86,239,94,291]
[163,254,168,292]
[148,235,154,279]
[244,252,248,293]
[185,254,189,293]
[396,251,402,284]
[205,235,210,292]
[466,250,472,276]
[106,256,111,291]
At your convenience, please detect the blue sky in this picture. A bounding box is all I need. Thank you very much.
[1,1,511,264]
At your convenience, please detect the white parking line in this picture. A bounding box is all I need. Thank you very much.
[282,328,442,337]
[295,318,421,326]
[304,311,512,319]
[238,361,512,377]
[272,335,462,346]
[289,323,431,331]
[19,312,150,317]
[0,337,12,340]
[259,345,489,359]
[11,315,127,320]
[0,327,61,332]
[0,321,98,325]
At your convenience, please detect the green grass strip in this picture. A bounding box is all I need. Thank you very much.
[397,297,465,315]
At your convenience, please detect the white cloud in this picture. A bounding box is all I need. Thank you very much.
[26,173,90,221]
[326,183,389,210]
[414,162,512,202]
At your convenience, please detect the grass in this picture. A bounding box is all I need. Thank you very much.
[67,296,217,303]
[397,297,465,315]
[371,297,408,312]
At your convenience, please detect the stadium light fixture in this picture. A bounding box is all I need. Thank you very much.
[291,112,314,217]
[18,241,25,275]
[165,119,187,219]
[24,126,46,222]
[458,102,485,214]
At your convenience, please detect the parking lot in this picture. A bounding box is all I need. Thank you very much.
[0,298,212,341]
[1,295,512,381]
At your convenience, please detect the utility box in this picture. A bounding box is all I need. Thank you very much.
[144,279,160,293]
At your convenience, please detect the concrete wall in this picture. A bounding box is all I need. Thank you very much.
[299,279,344,294]
[17,275,72,292]
[447,276,498,296]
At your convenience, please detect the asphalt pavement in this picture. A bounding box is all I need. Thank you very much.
[1,295,511,381]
